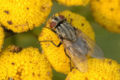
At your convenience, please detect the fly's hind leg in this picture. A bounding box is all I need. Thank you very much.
[64,48,74,71]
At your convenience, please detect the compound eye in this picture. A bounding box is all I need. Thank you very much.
[59,15,65,20]
[50,21,57,28]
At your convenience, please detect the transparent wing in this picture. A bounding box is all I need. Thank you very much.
[63,29,104,72]
[63,40,88,72]
[76,30,104,58]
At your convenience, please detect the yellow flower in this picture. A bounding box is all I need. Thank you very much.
[38,10,95,74]
[0,26,4,52]
[56,0,89,6]
[0,45,52,80]
[90,0,120,33]
[0,0,52,33]
[66,58,120,80]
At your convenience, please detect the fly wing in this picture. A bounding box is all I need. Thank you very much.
[63,40,88,72]
[76,30,104,58]
[62,28,104,72]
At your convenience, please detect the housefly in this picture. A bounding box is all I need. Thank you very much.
[42,15,104,72]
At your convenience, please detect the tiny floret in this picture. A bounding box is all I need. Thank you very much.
[66,58,120,80]
[0,45,52,80]
[56,0,90,6]
[0,0,52,33]
[90,0,120,33]
[0,26,4,52]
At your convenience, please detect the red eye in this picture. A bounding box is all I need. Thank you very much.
[50,21,57,28]
[59,15,65,19]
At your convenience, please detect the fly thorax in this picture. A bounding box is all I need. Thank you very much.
[55,22,77,41]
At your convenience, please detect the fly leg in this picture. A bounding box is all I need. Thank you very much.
[40,27,63,47]
[64,48,74,71]
[40,40,62,47]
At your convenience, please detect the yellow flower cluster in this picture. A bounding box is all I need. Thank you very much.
[90,0,120,33]
[0,0,52,33]
[0,45,52,80]
[56,0,90,6]
[39,10,95,74]
[66,58,120,80]
[0,26,4,52]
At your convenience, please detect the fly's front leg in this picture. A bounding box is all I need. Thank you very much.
[64,48,74,71]
[40,27,63,47]
[40,40,62,47]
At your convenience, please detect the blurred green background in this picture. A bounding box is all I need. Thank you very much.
[3,1,120,80]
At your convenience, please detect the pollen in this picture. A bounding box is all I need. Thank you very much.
[0,0,52,33]
[0,45,52,80]
[90,0,120,33]
[56,0,90,6]
[38,10,95,74]
[65,58,120,80]
[0,26,4,52]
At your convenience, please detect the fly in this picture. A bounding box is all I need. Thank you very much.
[41,15,104,72]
